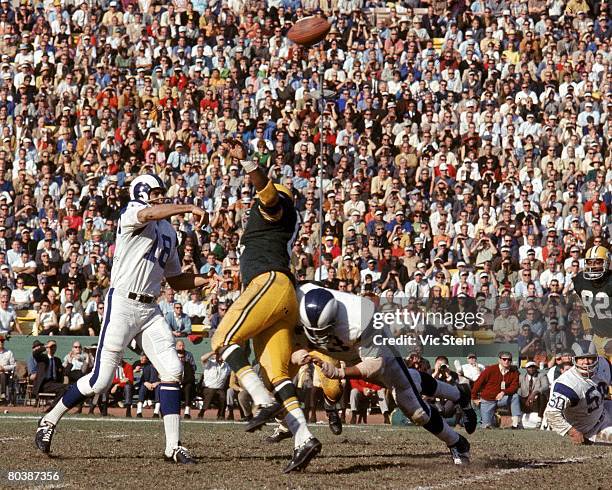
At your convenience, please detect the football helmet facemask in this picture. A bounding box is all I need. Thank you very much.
[572,341,599,377]
[584,246,610,281]
[129,174,169,205]
[299,288,338,347]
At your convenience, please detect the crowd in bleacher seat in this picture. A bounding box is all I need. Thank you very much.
[0,0,607,426]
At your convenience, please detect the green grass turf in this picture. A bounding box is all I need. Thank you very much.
[0,415,610,489]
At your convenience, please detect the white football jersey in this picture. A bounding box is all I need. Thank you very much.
[111,201,181,296]
[546,357,611,437]
[296,283,375,361]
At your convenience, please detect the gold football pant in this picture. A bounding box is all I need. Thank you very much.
[593,334,612,361]
[211,271,297,386]
[289,350,343,403]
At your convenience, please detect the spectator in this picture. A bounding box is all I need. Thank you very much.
[183,290,206,324]
[10,275,33,310]
[209,301,228,332]
[84,301,105,337]
[454,354,485,386]
[26,341,43,383]
[226,372,253,423]
[177,344,196,420]
[33,299,59,335]
[135,354,161,419]
[197,351,230,420]
[0,287,20,335]
[165,302,192,337]
[0,336,16,403]
[471,351,522,429]
[518,362,549,423]
[58,303,85,335]
[31,340,66,405]
[492,303,519,342]
[349,378,389,425]
[62,341,92,384]
[110,359,134,417]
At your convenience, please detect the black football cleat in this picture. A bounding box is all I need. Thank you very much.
[283,437,322,473]
[266,425,292,443]
[164,446,196,465]
[457,384,477,434]
[326,409,342,435]
[245,401,282,433]
[35,419,56,454]
[449,434,470,465]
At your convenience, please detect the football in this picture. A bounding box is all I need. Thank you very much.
[287,16,331,46]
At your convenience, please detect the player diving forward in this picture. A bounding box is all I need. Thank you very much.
[36,175,211,463]
[544,341,612,445]
[270,283,476,465]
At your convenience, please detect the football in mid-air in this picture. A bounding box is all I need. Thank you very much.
[287,16,331,46]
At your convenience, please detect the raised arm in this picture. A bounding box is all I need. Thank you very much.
[138,203,208,227]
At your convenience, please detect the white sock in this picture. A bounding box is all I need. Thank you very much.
[136,401,143,414]
[163,414,180,456]
[238,368,275,406]
[43,400,69,426]
[154,402,160,415]
[512,415,520,427]
[285,407,313,448]
[435,382,460,402]
[184,406,190,416]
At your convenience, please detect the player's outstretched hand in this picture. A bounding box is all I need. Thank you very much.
[568,427,585,445]
[190,205,207,228]
[224,138,247,160]
[315,359,344,379]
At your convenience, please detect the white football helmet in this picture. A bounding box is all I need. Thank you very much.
[299,288,338,347]
[571,341,598,377]
[129,174,167,205]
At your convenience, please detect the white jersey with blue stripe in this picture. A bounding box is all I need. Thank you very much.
[546,357,611,437]
[296,283,375,362]
[110,201,181,297]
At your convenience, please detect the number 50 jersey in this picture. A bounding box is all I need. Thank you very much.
[546,358,611,438]
[572,271,612,338]
[111,201,181,296]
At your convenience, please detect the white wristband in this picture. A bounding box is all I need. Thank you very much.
[240,160,259,173]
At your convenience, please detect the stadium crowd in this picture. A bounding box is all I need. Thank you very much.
[0,0,610,419]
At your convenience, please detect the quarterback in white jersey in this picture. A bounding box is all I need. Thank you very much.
[286,283,476,465]
[545,342,612,445]
[36,174,210,464]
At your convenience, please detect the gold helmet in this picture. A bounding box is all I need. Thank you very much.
[274,183,292,198]
[584,246,610,280]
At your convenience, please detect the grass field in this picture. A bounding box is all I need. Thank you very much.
[1,414,610,489]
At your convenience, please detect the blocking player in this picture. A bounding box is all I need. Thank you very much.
[269,283,476,465]
[544,342,611,445]
[36,174,210,464]
[210,140,320,473]
[571,246,612,358]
